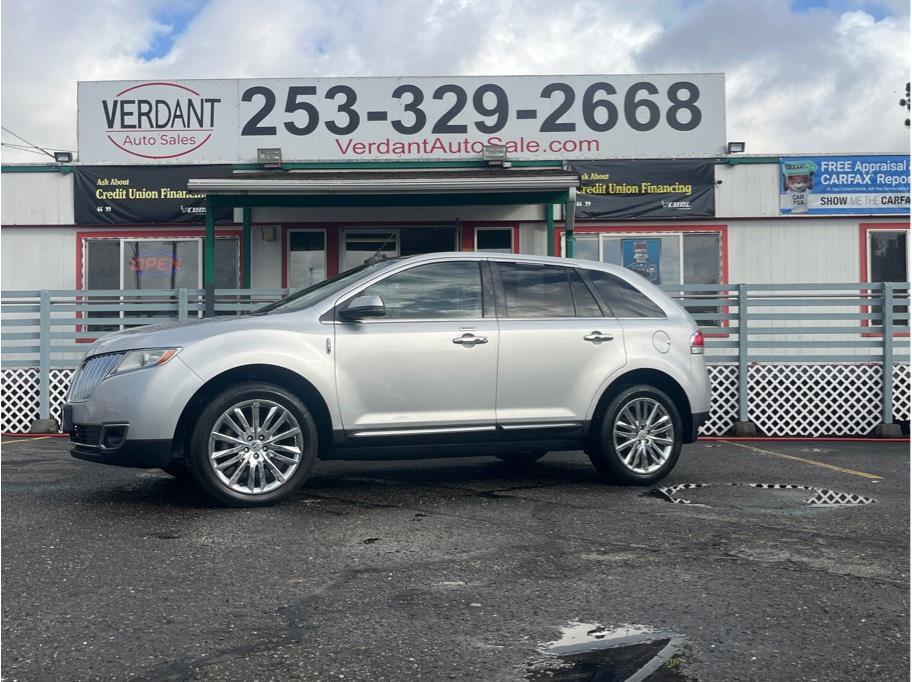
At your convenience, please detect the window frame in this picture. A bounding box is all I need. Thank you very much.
[491,260,607,320]
[560,225,729,333]
[285,228,328,290]
[76,229,243,340]
[859,222,910,336]
[332,257,492,323]
[340,227,401,272]
[474,226,514,253]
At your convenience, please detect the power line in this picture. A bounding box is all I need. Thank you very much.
[1,142,53,157]
[0,126,55,158]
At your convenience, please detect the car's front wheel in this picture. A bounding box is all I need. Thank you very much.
[187,382,318,507]
[588,384,682,485]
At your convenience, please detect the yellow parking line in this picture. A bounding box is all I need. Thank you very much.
[719,440,882,480]
[1,436,54,445]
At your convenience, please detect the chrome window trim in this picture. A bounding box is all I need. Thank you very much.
[351,425,497,438]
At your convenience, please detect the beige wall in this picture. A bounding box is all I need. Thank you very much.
[1,172,74,225]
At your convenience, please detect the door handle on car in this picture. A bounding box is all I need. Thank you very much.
[453,333,488,345]
[583,331,614,343]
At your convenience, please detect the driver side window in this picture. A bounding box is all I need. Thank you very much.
[360,261,484,320]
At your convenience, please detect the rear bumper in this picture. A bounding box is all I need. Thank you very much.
[687,411,710,443]
[70,439,172,468]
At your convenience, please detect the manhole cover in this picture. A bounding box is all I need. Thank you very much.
[649,483,876,509]
[527,622,688,681]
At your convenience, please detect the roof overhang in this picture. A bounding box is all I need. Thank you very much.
[187,168,578,208]
[189,169,577,195]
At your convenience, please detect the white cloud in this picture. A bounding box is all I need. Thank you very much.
[1,0,909,162]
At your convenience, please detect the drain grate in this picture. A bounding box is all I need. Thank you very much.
[649,482,876,508]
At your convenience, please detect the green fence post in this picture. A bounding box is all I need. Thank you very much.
[546,204,555,257]
[29,290,58,432]
[881,282,894,425]
[38,290,50,420]
[730,283,758,436]
[204,197,215,317]
[177,288,188,321]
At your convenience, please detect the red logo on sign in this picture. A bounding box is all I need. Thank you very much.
[103,82,220,159]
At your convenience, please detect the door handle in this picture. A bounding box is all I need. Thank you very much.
[583,331,614,343]
[453,333,488,345]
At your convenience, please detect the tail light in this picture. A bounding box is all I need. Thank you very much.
[690,330,705,355]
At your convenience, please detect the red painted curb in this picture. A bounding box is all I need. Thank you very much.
[699,436,909,443]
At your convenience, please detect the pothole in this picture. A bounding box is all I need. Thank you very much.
[648,483,876,509]
[527,622,688,681]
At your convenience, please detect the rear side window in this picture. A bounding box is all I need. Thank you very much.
[498,262,574,318]
[586,269,667,318]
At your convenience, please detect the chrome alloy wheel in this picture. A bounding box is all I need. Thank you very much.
[612,397,674,474]
[208,400,304,495]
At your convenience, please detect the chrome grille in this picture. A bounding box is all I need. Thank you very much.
[68,353,123,402]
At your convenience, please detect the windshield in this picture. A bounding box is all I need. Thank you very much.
[256,261,394,314]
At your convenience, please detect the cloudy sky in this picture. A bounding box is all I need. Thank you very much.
[1,0,909,162]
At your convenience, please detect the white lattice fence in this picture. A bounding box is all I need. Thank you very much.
[0,364,908,436]
[1,369,74,433]
[702,364,739,436]
[893,364,911,422]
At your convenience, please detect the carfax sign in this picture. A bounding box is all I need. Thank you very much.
[77,75,726,163]
[779,155,910,215]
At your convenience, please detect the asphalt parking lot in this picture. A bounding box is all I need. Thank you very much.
[1,436,908,681]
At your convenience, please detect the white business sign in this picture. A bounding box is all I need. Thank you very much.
[77,75,726,164]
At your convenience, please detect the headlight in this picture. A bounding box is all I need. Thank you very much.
[109,348,180,376]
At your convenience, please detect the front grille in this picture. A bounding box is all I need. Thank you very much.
[71,423,102,447]
[68,353,124,402]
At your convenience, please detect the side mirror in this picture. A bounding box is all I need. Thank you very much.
[339,294,386,321]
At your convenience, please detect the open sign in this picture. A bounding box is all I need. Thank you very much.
[130,256,183,273]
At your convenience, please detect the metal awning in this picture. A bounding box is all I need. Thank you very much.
[188,168,579,196]
[191,167,579,295]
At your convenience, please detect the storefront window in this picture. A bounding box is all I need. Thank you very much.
[343,230,397,272]
[867,229,908,326]
[869,231,908,283]
[122,240,199,290]
[83,236,239,331]
[476,228,513,253]
[565,230,722,326]
[288,231,326,289]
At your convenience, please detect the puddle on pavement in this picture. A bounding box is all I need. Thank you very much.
[527,622,689,681]
[647,483,876,509]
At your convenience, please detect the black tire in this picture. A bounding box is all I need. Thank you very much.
[588,384,682,485]
[495,450,548,465]
[186,382,319,507]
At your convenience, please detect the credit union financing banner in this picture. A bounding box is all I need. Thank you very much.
[570,159,715,219]
[73,165,234,224]
[76,75,726,163]
[780,155,910,215]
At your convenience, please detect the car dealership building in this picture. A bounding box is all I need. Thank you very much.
[1,74,909,436]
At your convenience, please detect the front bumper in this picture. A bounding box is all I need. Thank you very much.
[70,439,172,468]
[63,405,172,468]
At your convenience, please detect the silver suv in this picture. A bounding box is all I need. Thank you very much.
[64,253,711,507]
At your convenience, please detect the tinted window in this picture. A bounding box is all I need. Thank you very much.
[499,263,574,318]
[587,270,666,318]
[570,269,603,317]
[361,261,483,319]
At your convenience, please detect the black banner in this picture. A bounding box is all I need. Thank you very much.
[570,159,716,219]
[74,165,234,224]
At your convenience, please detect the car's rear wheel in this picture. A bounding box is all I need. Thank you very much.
[187,382,318,507]
[495,450,547,465]
[588,384,682,485]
